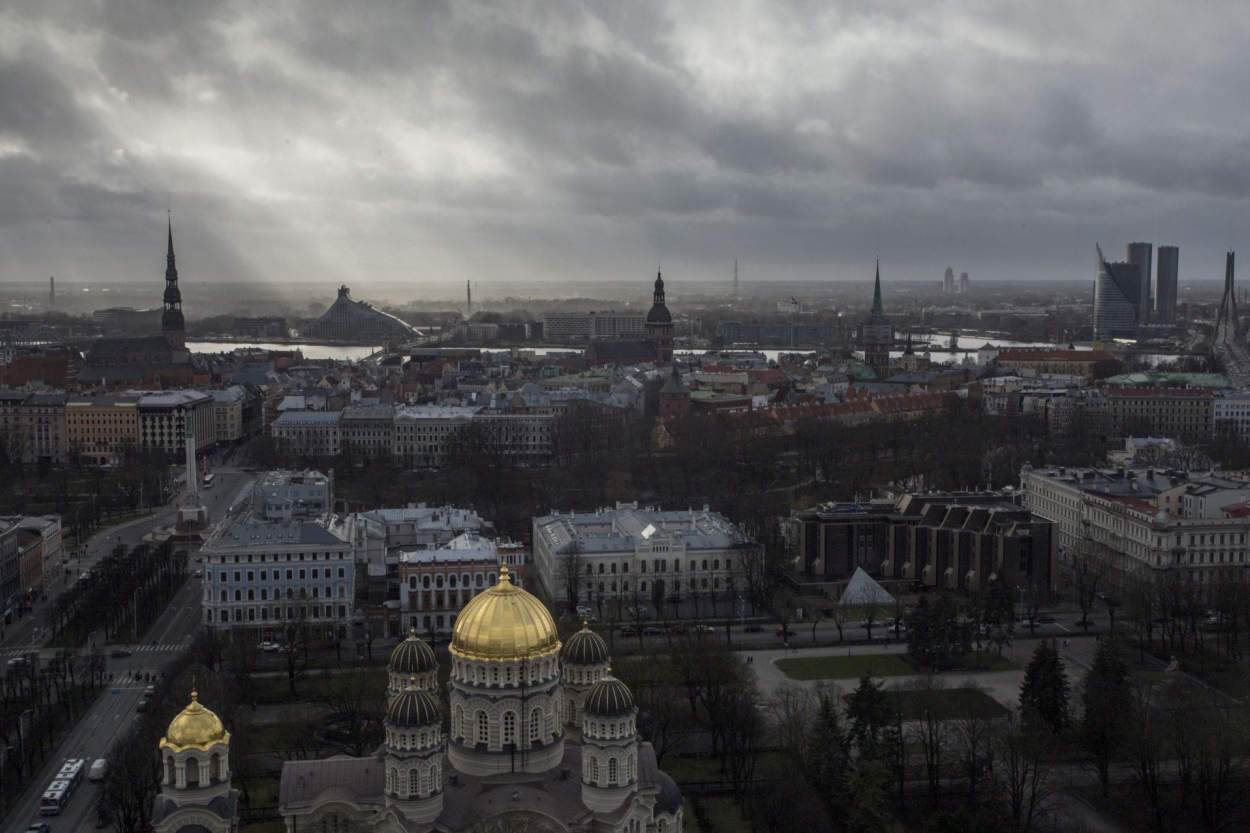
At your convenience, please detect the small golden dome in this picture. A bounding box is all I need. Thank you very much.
[161,690,229,752]
[450,565,560,661]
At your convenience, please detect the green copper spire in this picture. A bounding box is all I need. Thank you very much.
[871,260,884,317]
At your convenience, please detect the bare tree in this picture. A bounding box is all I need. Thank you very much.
[556,540,584,615]
[995,711,1054,833]
[1071,541,1115,630]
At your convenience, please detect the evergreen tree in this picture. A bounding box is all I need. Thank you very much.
[1019,639,1070,736]
[846,674,897,762]
[1082,638,1131,797]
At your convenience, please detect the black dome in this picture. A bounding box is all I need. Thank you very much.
[584,676,634,717]
[647,304,672,324]
[563,627,609,665]
[389,631,437,674]
[387,688,440,727]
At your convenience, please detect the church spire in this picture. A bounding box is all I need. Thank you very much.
[871,260,884,318]
[162,217,185,348]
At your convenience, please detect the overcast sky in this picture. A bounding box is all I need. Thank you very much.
[2,1,1249,289]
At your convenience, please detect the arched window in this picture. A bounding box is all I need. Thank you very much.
[608,757,619,784]
[210,752,221,782]
[503,711,517,745]
[165,756,175,784]
[234,589,241,601]
[591,756,600,782]
[628,754,636,780]
[387,765,397,792]
[409,767,420,796]
[220,590,227,602]
[454,705,464,739]
[477,711,489,745]
[530,708,542,742]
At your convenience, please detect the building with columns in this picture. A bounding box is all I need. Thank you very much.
[151,690,237,833]
[278,565,683,832]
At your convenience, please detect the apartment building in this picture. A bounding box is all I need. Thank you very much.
[393,406,478,467]
[66,394,141,465]
[0,392,68,464]
[1021,465,1250,595]
[1105,387,1213,444]
[136,390,216,455]
[271,410,342,456]
[397,533,527,637]
[1214,391,1250,442]
[340,404,396,458]
[532,502,745,607]
[541,310,646,343]
[211,386,248,444]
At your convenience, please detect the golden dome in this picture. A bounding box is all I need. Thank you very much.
[161,690,229,752]
[450,564,560,661]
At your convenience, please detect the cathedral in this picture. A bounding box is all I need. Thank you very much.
[151,564,683,832]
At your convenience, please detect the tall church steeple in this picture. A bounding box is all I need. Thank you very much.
[871,260,884,318]
[162,218,186,348]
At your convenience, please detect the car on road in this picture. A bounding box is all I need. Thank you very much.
[619,626,638,637]
[776,628,796,638]
[1036,616,1057,625]
[258,642,281,652]
[743,624,764,633]
[693,624,715,634]
[193,570,202,578]
[110,649,132,658]
[26,823,51,833]
[135,699,150,713]
[144,685,156,698]
[7,655,31,669]
[642,627,664,636]
[89,758,108,781]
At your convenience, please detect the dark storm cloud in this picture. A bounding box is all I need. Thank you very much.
[1,0,1249,287]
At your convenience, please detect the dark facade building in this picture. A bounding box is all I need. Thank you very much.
[1094,244,1141,341]
[645,271,674,363]
[233,317,287,339]
[1127,241,1153,326]
[162,221,185,348]
[789,491,1054,596]
[1155,245,1179,325]
[859,263,893,381]
[301,286,418,343]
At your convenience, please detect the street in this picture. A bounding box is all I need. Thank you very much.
[1,470,250,832]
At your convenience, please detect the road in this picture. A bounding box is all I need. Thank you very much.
[2,470,251,832]
[1,470,249,658]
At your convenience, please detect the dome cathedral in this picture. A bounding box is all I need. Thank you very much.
[389,627,437,674]
[563,624,609,665]
[450,564,560,661]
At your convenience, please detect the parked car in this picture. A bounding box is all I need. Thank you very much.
[6,656,30,669]
[693,624,714,634]
[625,606,652,620]
[642,627,664,636]
[619,626,638,637]
[26,824,51,833]
[743,624,764,633]
[1036,616,1056,625]
[135,699,150,713]
[258,641,281,652]
[110,648,132,658]
[776,628,796,638]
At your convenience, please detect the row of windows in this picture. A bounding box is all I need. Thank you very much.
[209,603,347,622]
[586,557,735,575]
[216,567,346,582]
[217,585,346,601]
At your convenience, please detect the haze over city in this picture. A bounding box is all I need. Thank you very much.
[3,1,1250,286]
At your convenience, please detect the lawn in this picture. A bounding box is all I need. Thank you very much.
[777,653,916,680]
[871,687,1008,721]
[687,795,751,833]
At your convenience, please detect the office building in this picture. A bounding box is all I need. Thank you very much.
[788,491,1054,595]
[137,391,216,456]
[1126,242,1153,326]
[943,267,955,294]
[66,394,141,465]
[1094,244,1141,340]
[1155,245,1179,324]
[340,404,396,458]
[201,471,354,635]
[541,311,647,342]
[393,405,478,468]
[959,271,970,293]
[270,410,343,456]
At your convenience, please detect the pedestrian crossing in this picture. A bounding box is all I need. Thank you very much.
[1,643,186,658]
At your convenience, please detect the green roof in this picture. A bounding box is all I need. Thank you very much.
[1103,371,1232,388]
[848,362,878,381]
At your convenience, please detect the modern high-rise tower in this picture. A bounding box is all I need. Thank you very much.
[162,220,185,348]
[1214,252,1238,346]
[1127,242,1153,325]
[49,276,55,309]
[1155,246,1179,324]
[959,272,969,293]
[943,266,955,294]
[1094,243,1141,341]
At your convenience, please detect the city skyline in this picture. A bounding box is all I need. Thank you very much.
[2,2,1250,286]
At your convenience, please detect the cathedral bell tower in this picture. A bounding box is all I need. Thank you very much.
[162,219,186,349]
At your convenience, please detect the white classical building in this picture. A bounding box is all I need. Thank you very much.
[532,503,746,609]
